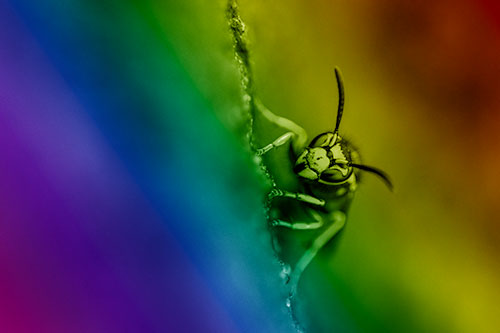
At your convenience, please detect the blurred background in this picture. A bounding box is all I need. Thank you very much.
[1,0,500,332]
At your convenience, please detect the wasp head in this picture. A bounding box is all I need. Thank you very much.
[293,133,354,185]
[293,68,393,191]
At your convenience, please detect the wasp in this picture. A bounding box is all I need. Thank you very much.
[226,0,391,300]
[254,68,393,296]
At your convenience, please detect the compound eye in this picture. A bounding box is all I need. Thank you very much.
[319,165,352,184]
[309,132,336,148]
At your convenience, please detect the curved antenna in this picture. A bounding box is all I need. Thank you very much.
[351,163,393,191]
[333,67,345,134]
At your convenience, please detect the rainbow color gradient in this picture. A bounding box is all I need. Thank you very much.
[2,0,500,332]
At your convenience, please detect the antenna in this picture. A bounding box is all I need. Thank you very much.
[351,163,393,191]
[333,67,345,134]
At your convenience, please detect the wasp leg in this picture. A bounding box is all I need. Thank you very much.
[267,188,325,207]
[254,99,307,156]
[289,210,346,296]
[256,132,294,156]
[272,209,324,230]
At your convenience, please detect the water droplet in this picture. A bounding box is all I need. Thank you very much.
[280,264,291,282]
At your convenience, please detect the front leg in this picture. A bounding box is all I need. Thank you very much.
[267,188,325,207]
[256,132,294,156]
[289,210,346,296]
[254,99,307,156]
